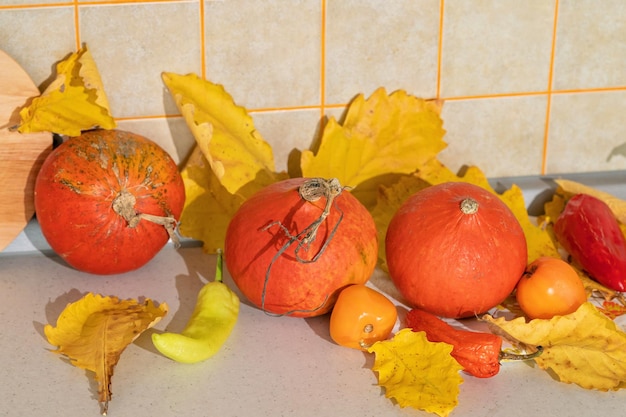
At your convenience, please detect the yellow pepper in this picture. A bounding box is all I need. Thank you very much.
[152,249,239,363]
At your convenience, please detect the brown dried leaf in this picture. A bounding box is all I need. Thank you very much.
[44,293,168,414]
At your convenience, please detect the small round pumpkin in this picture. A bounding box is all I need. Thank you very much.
[385,182,527,318]
[34,129,185,275]
[224,177,378,318]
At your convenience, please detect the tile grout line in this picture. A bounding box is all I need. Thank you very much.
[199,0,206,79]
[542,0,560,175]
[436,0,445,99]
[73,0,80,50]
[319,0,327,129]
[114,84,626,123]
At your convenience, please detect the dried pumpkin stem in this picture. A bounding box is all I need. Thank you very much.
[460,197,479,214]
[260,178,347,316]
[111,190,180,247]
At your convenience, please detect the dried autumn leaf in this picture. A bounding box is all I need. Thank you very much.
[367,328,463,417]
[162,72,283,196]
[178,146,245,252]
[483,302,626,390]
[45,293,168,414]
[301,88,446,197]
[18,44,116,135]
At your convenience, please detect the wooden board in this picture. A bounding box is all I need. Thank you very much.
[0,50,53,251]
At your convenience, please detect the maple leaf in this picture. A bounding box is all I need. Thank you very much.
[18,44,116,135]
[301,88,446,209]
[44,293,168,415]
[178,147,245,252]
[483,302,626,390]
[162,72,284,196]
[367,328,463,417]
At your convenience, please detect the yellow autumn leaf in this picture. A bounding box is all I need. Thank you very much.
[18,44,116,135]
[45,293,168,414]
[301,88,446,193]
[178,146,245,252]
[483,302,626,390]
[367,328,463,417]
[162,72,282,196]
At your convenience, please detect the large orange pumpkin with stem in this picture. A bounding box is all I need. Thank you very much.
[224,177,378,318]
[34,129,185,275]
[385,182,527,318]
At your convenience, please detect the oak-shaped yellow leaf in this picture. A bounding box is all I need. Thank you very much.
[178,146,245,252]
[367,328,463,417]
[415,159,559,263]
[162,72,282,195]
[18,44,116,135]
[45,293,168,414]
[301,88,446,190]
[483,302,626,390]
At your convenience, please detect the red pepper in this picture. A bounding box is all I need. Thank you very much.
[554,193,626,292]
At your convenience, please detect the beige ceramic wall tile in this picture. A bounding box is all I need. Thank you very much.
[546,91,626,174]
[440,0,554,98]
[0,7,75,87]
[79,2,202,118]
[251,109,322,175]
[204,0,321,110]
[439,95,547,177]
[116,117,196,167]
[553,0,626,90]
[325,0,439,105]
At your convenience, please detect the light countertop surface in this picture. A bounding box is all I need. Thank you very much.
[1,172,625,417]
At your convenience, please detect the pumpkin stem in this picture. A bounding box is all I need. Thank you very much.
[112,190,180,247]
[460,197,479,214]
[296,178,346,251]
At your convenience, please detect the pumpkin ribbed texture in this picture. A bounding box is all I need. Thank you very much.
[34,129,185,275]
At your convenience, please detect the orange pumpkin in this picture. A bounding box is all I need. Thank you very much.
[224,177,378,317]
[385,182,527,318]
[34,129,185,274]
